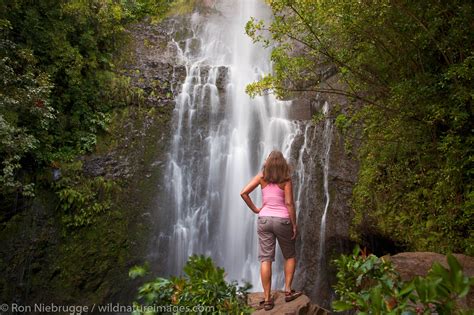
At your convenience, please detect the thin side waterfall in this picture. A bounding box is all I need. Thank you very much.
[158,0,299,290]
[293,124,312,211]
[317,101,333,285]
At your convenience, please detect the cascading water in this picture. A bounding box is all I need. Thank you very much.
[157,0,297,290]
[317,101,333,287]
[149,1,338,303]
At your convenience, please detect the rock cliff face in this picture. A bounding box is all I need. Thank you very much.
[288,80,359,308]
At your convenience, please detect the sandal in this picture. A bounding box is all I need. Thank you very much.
[254,300,265,310]
[285,289,303,302]
[263,298,274,311]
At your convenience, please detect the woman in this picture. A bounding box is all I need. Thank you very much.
[240,150,302,310]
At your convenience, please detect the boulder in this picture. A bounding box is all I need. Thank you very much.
[247,291,330,315]
[387,252,474,309]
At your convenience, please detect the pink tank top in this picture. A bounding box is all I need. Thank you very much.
[258,183,289,218]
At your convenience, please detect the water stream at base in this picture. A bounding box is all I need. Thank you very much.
[151,0,333,294]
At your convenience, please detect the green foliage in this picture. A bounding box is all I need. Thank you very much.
[245,74,279,98]
[129,263,150,280]
[0,0,172,201]
[247,0,474,255]
[312,111,325,125]
[333,246,474,314]
[0,22,54,196]
[52,161,118,229]
[132,255,252,314]
[121,0,174,22]
[167,0,197,17]
[334,113,351,133]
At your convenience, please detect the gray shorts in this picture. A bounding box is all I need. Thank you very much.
[257,216,296,262]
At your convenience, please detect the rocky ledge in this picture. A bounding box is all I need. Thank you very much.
[247,291,330,315]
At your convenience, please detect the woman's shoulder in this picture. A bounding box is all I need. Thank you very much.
[273,179,290,190]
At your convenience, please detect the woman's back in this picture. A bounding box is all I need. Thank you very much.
[259,181,289,218]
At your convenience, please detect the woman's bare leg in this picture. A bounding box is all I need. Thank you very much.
[284,257,296,292]
[260,261,272,301]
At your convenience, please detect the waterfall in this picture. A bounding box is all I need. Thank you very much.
[148,1,339,301]
[317,101,333,288]
[157,0,297,290]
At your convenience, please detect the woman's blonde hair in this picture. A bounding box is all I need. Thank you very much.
[262,150,291,183]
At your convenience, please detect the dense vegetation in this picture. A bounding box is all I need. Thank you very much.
[332,247,473,314]
[0,0,179,305]
[0,0,173,211]
[246,0,473,255]
[130,255,252,314]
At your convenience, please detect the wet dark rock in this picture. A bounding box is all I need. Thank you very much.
[216,66,229,89]
[199,66,209,80]
[320,66,338,82]
[288,75,359,309]
[80,16,191,183]
[120,18,190,109]
[82,157,107,177]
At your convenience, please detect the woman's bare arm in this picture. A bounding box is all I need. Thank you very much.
[284,180,298,239]
[240,174,261,214]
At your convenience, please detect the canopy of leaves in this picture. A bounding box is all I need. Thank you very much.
[0,0,172,202]
[0,23,54,197]
[247,0,473,255]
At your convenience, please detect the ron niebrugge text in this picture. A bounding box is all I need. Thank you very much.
[8,303,89,313]
[5,303,215,313]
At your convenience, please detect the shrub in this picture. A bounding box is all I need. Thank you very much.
[332,246,474,314]
[131,255,252,314]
